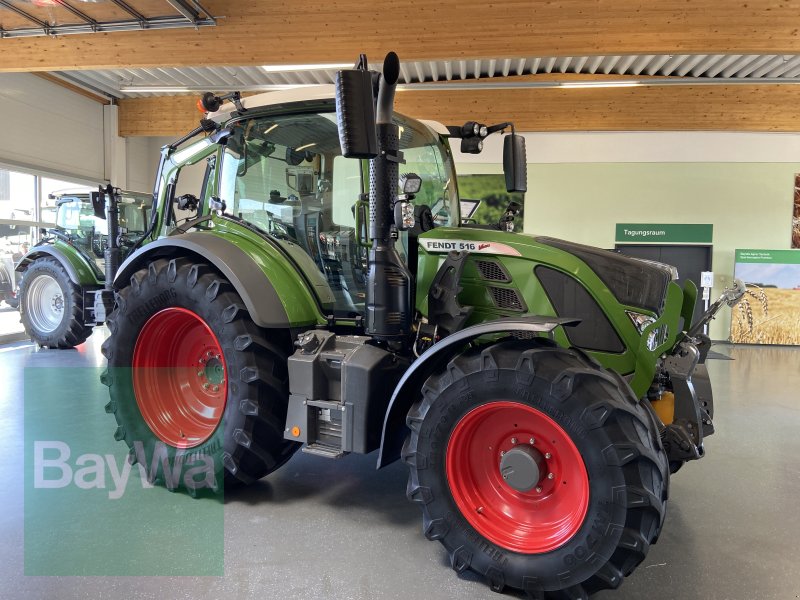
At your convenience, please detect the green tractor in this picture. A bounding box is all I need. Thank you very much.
[15,187,155,347]
[102,53,743,597]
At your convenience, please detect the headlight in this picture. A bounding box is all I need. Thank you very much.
[626,311,667,351]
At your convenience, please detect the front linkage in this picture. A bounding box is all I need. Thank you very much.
[656,280,745,470]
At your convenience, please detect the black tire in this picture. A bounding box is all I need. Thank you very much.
[19,257,92,348]
[101,257,300,493]
[402,340,669,598]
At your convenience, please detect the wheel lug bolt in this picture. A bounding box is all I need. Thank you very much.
[535,487,542,493]
[545,452,552,459]
[477,506,484,514]
[529,437,535,445]
[215,354,220,360]
[547,473,554,480]
[199,358,205,364]
[213,385,219,392]
[511,437,517,444]
[500,450,505,456]
[203,383,209,390]
[197,370,204,377]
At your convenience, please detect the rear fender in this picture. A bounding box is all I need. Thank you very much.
[376,316,578,468]
[114,232,324,328]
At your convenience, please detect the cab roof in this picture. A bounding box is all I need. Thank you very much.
[207,84,448,135]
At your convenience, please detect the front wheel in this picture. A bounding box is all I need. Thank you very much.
[19,257,92,348]
[402,340,669,598]
[102,257,300,493]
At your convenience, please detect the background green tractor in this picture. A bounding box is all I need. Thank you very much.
[103,53,743,597]
[15,187,154,347]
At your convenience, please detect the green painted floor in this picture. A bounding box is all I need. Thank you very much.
[1,331,799,599]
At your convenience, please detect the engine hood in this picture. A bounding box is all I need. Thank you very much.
[536,236,674,315]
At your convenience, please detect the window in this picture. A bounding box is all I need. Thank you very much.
[218,110,457,315]
[399,121,456,227]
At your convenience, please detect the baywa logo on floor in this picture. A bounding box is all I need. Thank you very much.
[24,368,223,576]
[33,440,218,499]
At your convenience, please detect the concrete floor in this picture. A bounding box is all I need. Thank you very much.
[1,330,799,599]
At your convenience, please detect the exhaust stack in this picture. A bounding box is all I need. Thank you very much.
[365,52,412,344]
[335,52,412,344]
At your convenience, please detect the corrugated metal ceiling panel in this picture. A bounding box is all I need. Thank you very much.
[52,53,800,98]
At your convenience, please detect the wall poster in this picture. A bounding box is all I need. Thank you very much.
[794,174,800,248]
[730,249,800,345]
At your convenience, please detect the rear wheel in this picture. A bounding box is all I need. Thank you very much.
[19,258,92,348]
[102,257,300,492]
[403,340,669,598]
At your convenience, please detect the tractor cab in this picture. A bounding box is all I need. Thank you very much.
[215,108,458,317]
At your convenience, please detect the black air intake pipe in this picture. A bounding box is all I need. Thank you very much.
[365,52,412,343]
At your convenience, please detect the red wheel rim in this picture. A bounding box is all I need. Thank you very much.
[132,307,227,449]
[446,401,589,553]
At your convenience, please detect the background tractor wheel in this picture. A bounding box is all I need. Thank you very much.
[19,257,92,348]
[402,339,669,598]
[102,257,300,493]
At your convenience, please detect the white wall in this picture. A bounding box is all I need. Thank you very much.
[125,137,162,194]
[454,131,800,340]
[0,73,105,182]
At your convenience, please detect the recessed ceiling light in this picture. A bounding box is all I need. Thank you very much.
[118,86,191,93]
[261,63,353,73]
[559,81,642,89]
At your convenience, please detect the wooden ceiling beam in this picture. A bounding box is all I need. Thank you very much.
[4,1,800,72]
[33,72,110,104]
[117,83,800,137]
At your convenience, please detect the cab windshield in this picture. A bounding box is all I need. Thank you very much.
[218,110,458,314]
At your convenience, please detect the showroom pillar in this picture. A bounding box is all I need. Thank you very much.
[103,104,127,189]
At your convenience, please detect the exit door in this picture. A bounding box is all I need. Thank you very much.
[615,244,712,330]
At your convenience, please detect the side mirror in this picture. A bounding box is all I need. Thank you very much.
[503,134,527,193]
[335,55,378,159]
[91,189,106,220]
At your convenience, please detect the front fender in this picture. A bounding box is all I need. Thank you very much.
[376,316,578,468]
[15,242,101,286]
[114,232,324,328]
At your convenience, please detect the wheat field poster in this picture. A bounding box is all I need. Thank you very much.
[731,249,800,345]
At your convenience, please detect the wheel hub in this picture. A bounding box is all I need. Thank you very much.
[51,294,63,312]
[499,444,546,492]
[197,351,225,389]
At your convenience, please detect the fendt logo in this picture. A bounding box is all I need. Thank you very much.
[421,239,521,256]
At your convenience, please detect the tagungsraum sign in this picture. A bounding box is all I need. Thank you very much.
[731,249,800,346]
[615,224,713,244]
